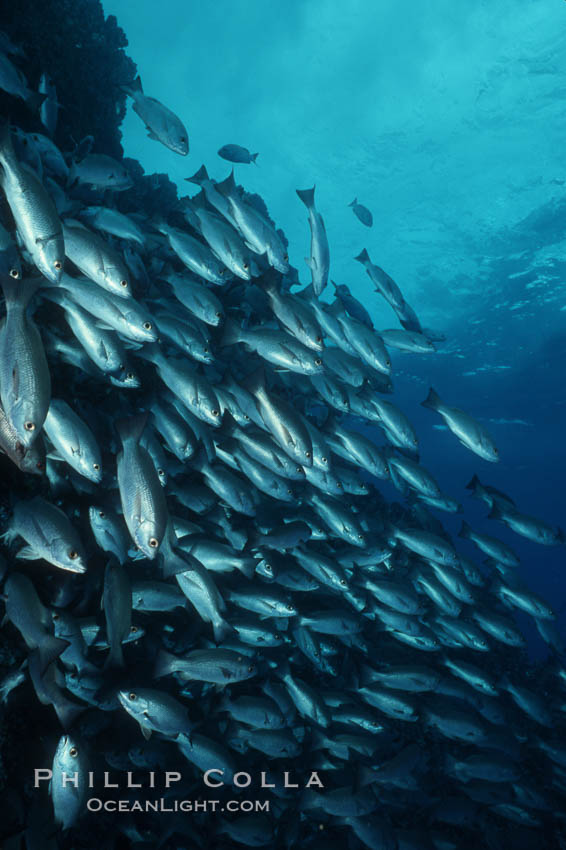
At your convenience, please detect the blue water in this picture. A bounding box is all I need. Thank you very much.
[102,0,566,657]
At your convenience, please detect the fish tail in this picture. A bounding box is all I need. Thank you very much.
[185,164,209,185]
[241,367,266,397]
[296,186,316,208]
[458,520,472,540]
[38,635,69,673]
[488,502,506,522]
[354,248,370,264]
[104,640,124,670]
[212,619,236,644]
[154,648,177,678]
[557,528,566,545]
[122,75,143,98]
[215,169,237,197]
[421,387,442,411]
[0,275,41,310]
[251,153,259,164]
[115,412,149,446]
[26,91,47,113]
[349,198,357,207]
[219,318,243,348]
[465,474,481,492]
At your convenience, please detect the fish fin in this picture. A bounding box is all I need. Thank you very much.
[140,723,152,740]
[185,164,209,185]
[354,248,370,264]
[16,545,40,560]
[55,700,86,730]
[421,387,442,411]
[146,129,160,141]
[238,559,257,580]
[296,186,315,208]
[298,283,314,299]
[349,198,357,207]
[115,412,149,446]
[458,520,472,540]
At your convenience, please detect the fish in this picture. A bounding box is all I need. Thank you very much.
[2,573,69,671]
[422,387,499,462]
[0,52,44,109]
[38,73,59,137]
[296,186,329,296]
[51,735,89,830]
[218,144,258,164]
[43,399,102,483]
[122,75,189,155]
[0,123,64,281]
[62,219,131,298]
[3,497,86,573]
[102,560,132,668]
[116,413,169,558]
[68,154,133,191]
[349,198,373,227]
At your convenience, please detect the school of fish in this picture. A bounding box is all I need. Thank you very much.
[1,26,566,850]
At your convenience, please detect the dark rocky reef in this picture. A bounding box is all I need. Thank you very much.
[1,0,135,156]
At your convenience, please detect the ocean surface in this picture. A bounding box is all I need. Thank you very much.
[104,0,566,656]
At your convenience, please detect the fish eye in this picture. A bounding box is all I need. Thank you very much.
[340,579,347,586]
[314,358,322,366]
[120,279,128,288]
[127,372,135,381]
[180,136,186,142]
[203,347,209,353]
[316,336,322,343]
[157,468,165,477]
[54,260,62,270]
[52,612,60,620]
[93,463,100,471]
[68,550,78,560]
[243,262,249,270]
[321,456,327,464]
[69,746,78,758]
[143,322,152,331]
[9,267,19,279]
[287,489,293,495]
[244,414,250,421]
[287,604,294,612]
[211,409,219,417]
[219,269,225,276]
[358,534,364,540]
[129,692,137,701]
[274,633,281,640]
[24,421,36,431]
[248,665,254,672]
[130,625,138,633]
[305,451,311,458]
[98,510,105,518]
[149,537,159,548]
[337,482,343,489]
[265,564,272,572]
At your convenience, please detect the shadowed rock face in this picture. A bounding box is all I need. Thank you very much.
[0,0,136,157]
